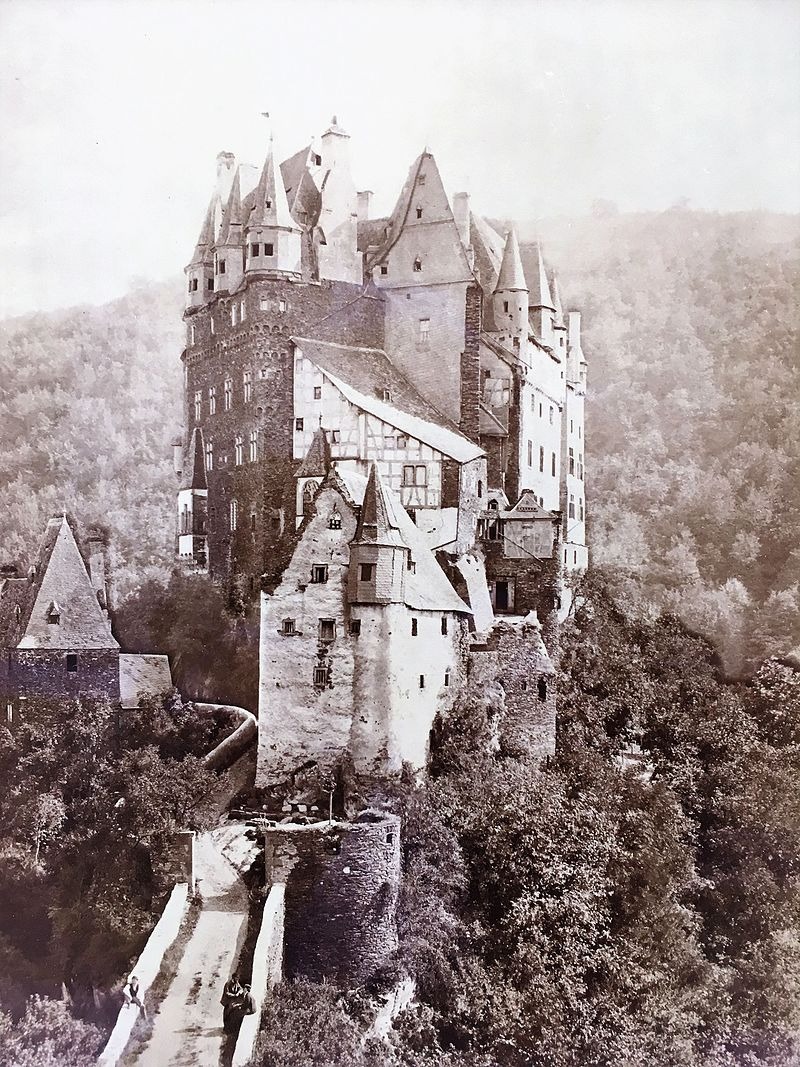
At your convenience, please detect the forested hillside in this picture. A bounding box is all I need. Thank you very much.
[1,210,798,671]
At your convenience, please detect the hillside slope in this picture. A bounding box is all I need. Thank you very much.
[1,211,797,670]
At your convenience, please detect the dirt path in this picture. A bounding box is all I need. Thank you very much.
[134,824,251,1067]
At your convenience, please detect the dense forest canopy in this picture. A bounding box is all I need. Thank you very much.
[0,209,798,669]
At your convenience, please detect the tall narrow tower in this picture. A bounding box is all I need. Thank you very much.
[245,138,302,279]
[492,229,529,348]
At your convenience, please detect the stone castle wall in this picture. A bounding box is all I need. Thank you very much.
[10,648,120,703]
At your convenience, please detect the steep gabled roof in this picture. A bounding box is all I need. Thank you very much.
[17,516,117,650]
[297,427,331,478]
[502,488,559,521]
[280,145,322,226]
[551,273,565,324]
[494,230,528,294]
[353,463,403,546]
[119,653,173,710]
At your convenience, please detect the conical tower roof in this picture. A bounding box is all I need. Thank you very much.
[249,138,299,231]
[297,427,331,479]
[183,428,207,491]
[189,194,218,265]
[551,273,565,324]
[494,229,528,294]
[531,243,555,310]
[354,464,403,545]
[217,169,243,246]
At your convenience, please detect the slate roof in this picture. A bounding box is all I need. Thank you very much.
[189,194,218,265]
[16,516,118,650]
[501,489,559,522]
[364,151,427,270]
[357,217,390,253]
[217,170,243,247]
[297,427,331,478]
[337,465,471,614]
[280,145,321,226]
[119,653,173,710]
[181,427,207,491]
[0,576,31,648]
[531,243,555,310]
[494,229,528,293]
[248,140,299,231]
[315,362,484,464]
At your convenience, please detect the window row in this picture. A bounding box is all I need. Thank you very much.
[568,447,585,480]
[526,443,558,477]
[187,299,288,345]
[531,397,560,424]
[194,372,253,419]
[567,494,586,521]
[204,431,259,470]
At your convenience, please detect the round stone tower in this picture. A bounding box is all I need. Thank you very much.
[263,810,401,986]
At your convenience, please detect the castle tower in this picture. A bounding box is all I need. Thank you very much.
[214,168,244,294]
[185,195,217,310]
[177,427,208,569]
[530,244,556,348]
[492,229,529,346]
[347,464,408,605]
[245,137,302,279]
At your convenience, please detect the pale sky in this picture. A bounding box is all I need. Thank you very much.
[0,0,798,319]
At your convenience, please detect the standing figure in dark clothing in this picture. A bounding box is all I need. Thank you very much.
[221,974,244,1034]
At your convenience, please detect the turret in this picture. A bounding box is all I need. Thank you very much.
[185,195,217,310]
[177,428,208,569]
[529,244,556,347]
[246,137,302,279]
[492,230,529,345]
[567,312,587,392]
[347,465,408,605]
[214,169,245,293]
[551,273,568,356]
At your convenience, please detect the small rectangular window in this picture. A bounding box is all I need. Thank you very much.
[229,499,238,531]
[224,379,232,411]
[444,671,450,687]
[396,435,408,449]
[503,300,509,313]
[205,442,213,470]
[194,391,202,421]
[313,386,322,400]
[311,564,328,584]
[380,264,388,276]
[418,318,430,344]
[359,562,374,582]
[551,452,556,477]
[415,465,427,487]
[250,242,260,258]
[260,297,269,311]
[331,430,340,444]
[349,619,361,636]
[249,429,258,463]
[319,619,336,642]
[295,418,304,432]
[411,618,418,636]
[264,243,274,256]
[231,304,238,326]
[278,299,287,313]
[243,371,252,403]
[219,259,226,275]
[441,616,448,635]
[402,465,415,487]
[539,446,544,473]
[313,665,328,688]
[313,152,322,166]
[282,619,296,635]
[549,406,554,425]
[66,654,78,673]
[527,440,533,467]
[416,206,423,219]
[207,278,214,291]
[419,674,425,689]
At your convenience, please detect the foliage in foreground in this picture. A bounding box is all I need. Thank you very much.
[253,569,800,1067]
[0,692,218,1016]
[0,996,102,1067]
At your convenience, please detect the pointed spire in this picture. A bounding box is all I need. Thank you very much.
[494,229,528,294]
[551,273,565,324]
[217,169,243,246]
[188,428,207,491]
[354,464,396,544]
[189,195,218,265]
[531,243,556,310]
[297,427,331,479]
[250,139,298,231]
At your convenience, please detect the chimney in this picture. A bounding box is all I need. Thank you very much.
[568,312,581,349]
[357,190,373,221]
[215,151,236,203]
[87,536,110,613]
[453,192,470,249]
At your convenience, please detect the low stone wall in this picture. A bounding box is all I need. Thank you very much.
[97,883,189,1067]
[231,882,286,1067]
[192,701,257,772]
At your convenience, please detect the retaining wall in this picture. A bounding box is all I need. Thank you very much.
[231,882,286,1067]
[97,883,189,1066]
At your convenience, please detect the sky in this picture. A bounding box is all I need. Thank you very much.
[0,0,798,319]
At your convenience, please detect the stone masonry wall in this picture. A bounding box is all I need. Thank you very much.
[264,815,400,986]
[10,648,120,703]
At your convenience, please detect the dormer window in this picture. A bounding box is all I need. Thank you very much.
[381,389,392,403]
[413,257,422,272]
[416,207,423,219]
[328,509,342,530]
[47,601,61,625]
[265,199,272,209]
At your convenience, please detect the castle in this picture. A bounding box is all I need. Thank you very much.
[177,116,588,792]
